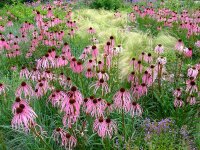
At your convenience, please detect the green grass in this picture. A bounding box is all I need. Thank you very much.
[0,1,200,150]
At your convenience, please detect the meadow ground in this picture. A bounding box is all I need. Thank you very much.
[0,1,199,150]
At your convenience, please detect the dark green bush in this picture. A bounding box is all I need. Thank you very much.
[90,0,123,10]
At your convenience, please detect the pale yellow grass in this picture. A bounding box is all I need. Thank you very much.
[73,9,177,77]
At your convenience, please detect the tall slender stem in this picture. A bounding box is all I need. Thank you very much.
[121,94,125,141]
[177,58,183,83]
[158,64,162,93]
[31,127,52,150]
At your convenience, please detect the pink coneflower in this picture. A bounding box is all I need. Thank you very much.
[47,8,53,18]
[93,117,117,139]
[88,27,96,34]
[93,117,105,138]
[15,82,34,99]
[52,127,65,143]
[0,83,7,95]
[129,102,143,117]
[173,88,182,97]
[195,62,200,70]
[12,42,20,49]
[183,47,192,58]
[139,52,146,62]
[91,45,98,59]
[187,96,196,105]
[144,53,153,63]
[29,68,41,81]
[186,80,198,94]
[62,42,71,53]
[82,97,89,110]
[142,71,153,86]
[83,46,91,54]
[175,39,184,51]
[69,86,83,104]
[35,79,49,97]
[187,67,199,78]
[66,77,73,88]
[90,79,110,95]
[104,118,117,139]
[59,73,72,88]
[42,70,54,80]
[110,36,115,48]
[113,88,131,112]
[97,61,104,71]
[85,98,106,117]
[154,44,164,55]
[79,52,88,61]
[97,71,109,81]
[137,83,148,97]
[75,61,83,73]
[156,57,167,65]
[113,45,123,54]
[104,42,112,55]
[11,103,37,131]
[62,133,77,149]
[36,54,55,69]
[7,32,14,39]
[70,57,77,71]
[62,97,80,116]
[86,59,95,69]
[10,66,17,71]
[62,113,79,128]
[128,71,138,84]
[135,60,143,73]
[195,40,200,48]
[174,97,184,108]
[20,66,30,79]
[103,54,112,69]
[106,102,114,113]
[56,56,68,68]
[157,26,162,30]
[85,68,94,78]
[114,11,121,18]
[12,97,29,113]
[48,90,66,107]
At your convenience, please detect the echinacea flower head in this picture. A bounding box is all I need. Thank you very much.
[156,57,167,65]
[93,117,117,139]
[52,128,77,149]
[183,47,192,58]
[91,45,98,59]
[187,95,196,105]
[195,40,200,48]
[129,102,143,117]
[173,88,182,97]
[15,82,34,99]
[154,44,164,54]
[11,103,37,131]
[187,67,198,78]
[113,88,131,112]
[69,86,83,104]
[90,79,110,95]
[174,97,184,108]
[186,80,198,94]
[175,39,184,51]
[0,83,7,95]
[61,133,77,149]
[85,98,106,117]
[104,118,117,139]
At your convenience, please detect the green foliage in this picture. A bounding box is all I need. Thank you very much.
[90,0,123,10]
[146,132,186,150]
[0,1,200,150]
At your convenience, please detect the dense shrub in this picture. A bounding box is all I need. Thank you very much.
[90,0,123,10]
